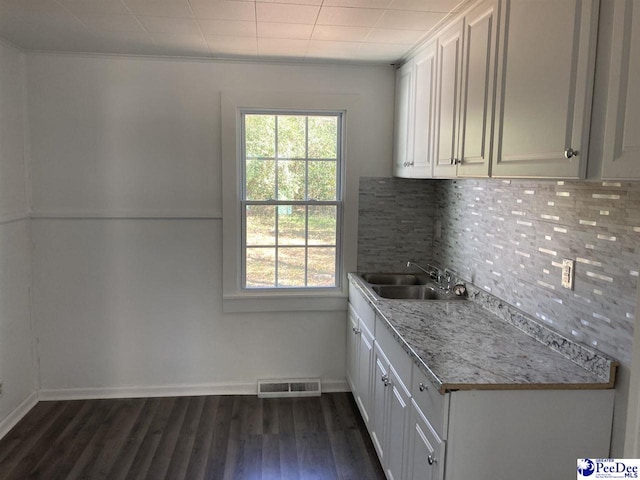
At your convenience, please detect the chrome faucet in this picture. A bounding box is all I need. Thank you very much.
[406,261,439,280]
[406,261,453,292]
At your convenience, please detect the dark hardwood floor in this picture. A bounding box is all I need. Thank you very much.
[0,392,385,480]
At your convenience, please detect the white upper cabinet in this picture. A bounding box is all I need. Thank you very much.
[432,0,498,178]
[597,0,640,180]
[433,20,463,178]
[394,60,415,178]
[456,0,499,177]
[393,43,437,179]
[411,44,438,178]
[491,0,599,178]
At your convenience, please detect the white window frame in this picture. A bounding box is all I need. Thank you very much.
[221,91,359,313]
[240,110,344,291]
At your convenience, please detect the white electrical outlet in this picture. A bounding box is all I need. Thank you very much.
[562,259,575,289]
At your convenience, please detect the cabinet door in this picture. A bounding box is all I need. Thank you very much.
[371,343,390,464]
[411,42,437,178]
[491,0,599,178]
[346,305,359,394]
[457,0,499,177]
[385,365,411,480]
[394,61,415,177]
[407,400,444,480]
[433,19,463,177]
[355,319,374,425]
[601,0,640,180]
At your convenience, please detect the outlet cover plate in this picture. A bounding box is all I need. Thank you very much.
[562,259,575,289]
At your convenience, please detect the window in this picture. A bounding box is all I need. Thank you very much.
[241,112,342,289]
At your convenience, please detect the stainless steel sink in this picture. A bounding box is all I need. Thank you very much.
[360,273,427,285]
[371,285,466,301]
[358,272,467,301]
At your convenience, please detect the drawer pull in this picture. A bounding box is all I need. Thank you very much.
[428,455,436,466]
[418,382,427,392]
[352,327,361,334]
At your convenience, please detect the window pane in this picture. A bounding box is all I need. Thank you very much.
[278,205,306,246]
[246,205,275,246]
[277,115,306,159]
[246,159,275,200]
[245,115,275,158]
[277,160,305,200]
[308,161,337,201]
[308,116,337,159]
[246,248,276,287]
[308,247,336,287]
[308,206,336,245]
[278,247,306,287]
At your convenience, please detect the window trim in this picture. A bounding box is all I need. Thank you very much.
[240,110,344,291]
[221,91,359,313]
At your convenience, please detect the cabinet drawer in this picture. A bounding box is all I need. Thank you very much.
[349,287,376,334]
[374,316,412,387]
[411,365,448,439]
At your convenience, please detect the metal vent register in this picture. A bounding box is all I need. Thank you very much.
[257,378,321,398]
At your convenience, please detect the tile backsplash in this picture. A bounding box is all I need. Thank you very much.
[358,177,639,366]
[357,177,434,272]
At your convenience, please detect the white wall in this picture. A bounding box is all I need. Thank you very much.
[0,41,35,433]
[26,53,394,396]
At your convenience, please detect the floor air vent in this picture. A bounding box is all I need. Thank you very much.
[257,378,321,398]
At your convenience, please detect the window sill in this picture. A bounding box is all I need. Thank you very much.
[222,292,348,313]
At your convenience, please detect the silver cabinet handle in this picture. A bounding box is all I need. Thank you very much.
[454,158,461,165]
[381,374,390,386]
[352,327,361,334]
[564,148,579,159]
[449,157,455,165]
[428,455,436,465]
[418,382,427,392]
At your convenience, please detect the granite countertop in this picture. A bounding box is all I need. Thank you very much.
[348,273,617,394]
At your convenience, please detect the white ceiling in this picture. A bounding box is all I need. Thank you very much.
[0,0,466,63]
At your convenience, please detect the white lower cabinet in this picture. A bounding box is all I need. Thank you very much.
[347,303,374,425]
[347,287,615,480]
[370,342,412,480]
[407,400,443,480]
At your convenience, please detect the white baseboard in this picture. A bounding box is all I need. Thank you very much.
[37,378,349,401]
[0,392,38,440]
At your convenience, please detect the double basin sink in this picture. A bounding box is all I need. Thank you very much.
[359,273,467,301]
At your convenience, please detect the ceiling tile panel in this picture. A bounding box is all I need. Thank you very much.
[258,37,308,57]
[306,39,361,60]
[365,27,424,45]
[256,3,320,24]
[388,0,464,13]
[138,15,200,34]
[190,0,255,21]
[75,13,145,32]
[257,0,322,5]
[311,24,370,42]
[316,6,383,27]
[357,41,408,61]
[58,0,132,15]
[123,0,194,18]
[198,19,255,36]
[257,22,314,39]
[376,9,446,30]
[205,33,257,56]
[0,0,66,13]
[322,0,391,8]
